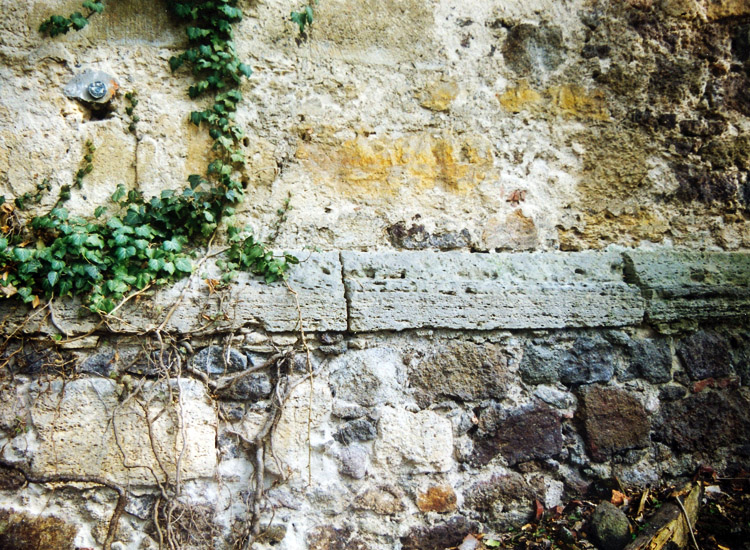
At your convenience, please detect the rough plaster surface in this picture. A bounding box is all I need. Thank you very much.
[1,0,748,253]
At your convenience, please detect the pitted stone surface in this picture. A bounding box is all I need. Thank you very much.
[676,330,732,381]
[4,250,750,336]
[464,472,540,527]
[622,337,673,383]
[137,252,347,333]
[374,406,454,473]
[623,250,750,322]
[406,341,511,408]
[328,348,406,407]
[342,251,644,332]
[473,403,563,466]
[654,389,750,454]
[579,386,650,461]
[25,378,216,485]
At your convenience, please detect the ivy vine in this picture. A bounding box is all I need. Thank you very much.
[1,0,298,314]
[39,0,105,37]
[290,1,317,37]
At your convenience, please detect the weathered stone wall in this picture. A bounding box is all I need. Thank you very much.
[0,0,749,549]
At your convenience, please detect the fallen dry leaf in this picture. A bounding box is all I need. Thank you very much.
[0,284,17,297]
[636,488,649,518]
[205,278,220,294]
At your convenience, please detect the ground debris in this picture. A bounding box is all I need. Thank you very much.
[461,468,749,550]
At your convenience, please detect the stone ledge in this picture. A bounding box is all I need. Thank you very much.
[0,252,347,336]
[623,250,750,323]
[2,249,749,335]
[342,251,645,331]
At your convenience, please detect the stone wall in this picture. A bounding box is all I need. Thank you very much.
[0,1,749,549]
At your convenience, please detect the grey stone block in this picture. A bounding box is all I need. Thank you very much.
[143,251,347,333]
[0,252,347,336]
[342,251,644,331]
[623,250,750,322]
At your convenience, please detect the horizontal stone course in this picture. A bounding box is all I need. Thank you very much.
[623,250,750,323]
[342,251,645,331]
[0,252,348,335]
[1,249,748,335]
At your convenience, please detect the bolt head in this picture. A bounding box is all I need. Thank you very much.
[87,80,107,99]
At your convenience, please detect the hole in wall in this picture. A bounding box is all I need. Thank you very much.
[84,104,116,121]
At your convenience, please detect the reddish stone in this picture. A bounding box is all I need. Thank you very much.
[472,404,562,466]
[692,377,740,393]
[692,378,716,393]
[580,386,650,462]
[717,376,740,389]
[416,485,457,513]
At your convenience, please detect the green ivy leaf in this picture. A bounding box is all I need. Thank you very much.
[169,55,184,72]
[106,279,129,294]
[70,12,89,30]
[58,279,73,296]
[188,174,205,190]
[163,239,182,253]
[134,224,153,238]
[238,62,253,78]
[114,247,130,261]
[13,248,34,262]
[148,258,164,271]
[83,264,101,280]
[111,185,126,203]
[86,234,105,248]
[82,1,104,14]
[174,257,193,272]
[189,110,205,126]
[17,287,33,302]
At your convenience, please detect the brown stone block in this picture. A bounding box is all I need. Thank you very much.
[580,386,650,461]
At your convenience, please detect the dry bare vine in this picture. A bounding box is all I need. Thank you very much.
[0,457,128,550]
[0,264,319,550]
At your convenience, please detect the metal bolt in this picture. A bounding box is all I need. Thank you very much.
[87,80,107,99]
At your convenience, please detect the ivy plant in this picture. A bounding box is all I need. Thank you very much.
[39,0,105,37]
[1,0,297,313]
[291,0,318,39]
